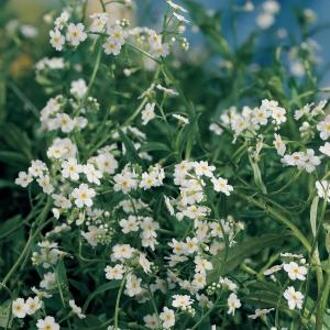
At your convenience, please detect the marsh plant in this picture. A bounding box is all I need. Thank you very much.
[1,0,330,329]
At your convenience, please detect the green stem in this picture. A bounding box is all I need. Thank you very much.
[85,45,103,99]
[316,258,330,329]
[236,192,311,252]
[114,275,127,330]
[1,199,51,287]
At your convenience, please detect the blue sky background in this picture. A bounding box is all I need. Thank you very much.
[140,0,330,85]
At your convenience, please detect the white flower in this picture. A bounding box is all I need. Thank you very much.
[283,262,307,281]
[192,272,207,289]
[320,142,330,156]
[211,177,233,196]
[105,264,125,280]
[315,180,330,202]
[28,160,48,178]
[61,158,82,181]
[25,296,42,315]
[303,149,321,173]
[94,153,118,174]
[144,313,159,329]
[119,216,139,233]
[83,164,102,185]
[227,293,241,315]
[40,272,56,289]
[219,277,238,292]
[209,123,223,135]
[36,316,60,330]
[271,106,286,125]
[156,84,179,96]
[263,0,280,15]
[15,171,33,187]
[194,256,213,274]
[103,38,122,55]
[108,25,127,44]
[37,175,54,194]
[89,13,109,33]
[69,299,86,319]
[184,236,199,254]
[263,264,282,276]
[56,113,75,133]
[54,11,70,29]
[71,184,96,208]
[273,133,286,156]
[317,115,330,140]
[140,172,158,189]
[70,79,87,99]
[283,286,304,310]
[139,253,152,273]
[113,169,138,193]
[125,274,143,297]
[194,161,215,177]
[164,196,175,215]
[82,225,105,247]
[12,298,27,318]
[282,149,320,173]
[172,294,193,309]
[172,113,189,125]
[248,308,274,319]
[160,307,175,329]
[66,23,87,46]
[49,29,65,51]
[256,12,275,30]
[111,244,135,261]
[141,102,156,125]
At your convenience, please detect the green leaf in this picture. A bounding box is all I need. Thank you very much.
[209,233,289,282]
[74,315,105,329]
[0,151,29,166]
[0,123,32,159]
[0,180,17,189]
[55,260,70,300]
[0,301,12,328]
[140,142,170,153]
[0,215,23,240]
[118,129,140,164]
[0,72,6,124]
[248,154,267,194]
[83,281,121,311]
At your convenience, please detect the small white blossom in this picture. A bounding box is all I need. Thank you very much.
[69,299,86,319]
[12,298,27,318]
[36,316,60,330]
[283,262,307,281]
[211,177,233,196]
[283,286,304,310]
[160,307,175,329]
[66,23,87,46]
[15,171,33,187]
[71,184,96,208]
[49,29,65,51]
[227,293,241,315]
[105,264,125,280]
[141,102,156,125]
[70,79,87,99]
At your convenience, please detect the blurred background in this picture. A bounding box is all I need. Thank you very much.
[4,0,330,84]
